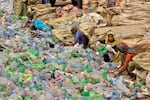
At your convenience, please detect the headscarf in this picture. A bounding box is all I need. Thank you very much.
[117,42,137,55]
[105,31,118,47]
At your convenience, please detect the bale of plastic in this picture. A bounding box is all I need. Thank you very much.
[52,29,74,44]
[80,23,95,39]
[111,15,121,26]
[98,0,106,6]
[133,52,150,72]
[146,73,150,96]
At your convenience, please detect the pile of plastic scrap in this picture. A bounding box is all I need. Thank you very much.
[0,12,150,100]
[0,44,149,99]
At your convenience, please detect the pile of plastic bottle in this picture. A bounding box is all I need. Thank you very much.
[0,13,148,100]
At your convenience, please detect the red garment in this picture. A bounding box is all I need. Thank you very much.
[125,54,135,62]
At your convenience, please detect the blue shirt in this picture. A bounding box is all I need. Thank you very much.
[74,30,82,44]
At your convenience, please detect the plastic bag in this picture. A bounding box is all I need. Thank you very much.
[34,19,52,31]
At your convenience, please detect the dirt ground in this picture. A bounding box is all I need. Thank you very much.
[95,24,147,35]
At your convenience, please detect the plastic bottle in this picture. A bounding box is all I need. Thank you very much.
[0,92,5,100]
[101,69,110,82]
[0,85,6,92]
[136,82,143,88]
[116,80,130,94]
[108,62,117,69]
[104,91,112,99]
[86,65,93,73]
[111,90,120,100]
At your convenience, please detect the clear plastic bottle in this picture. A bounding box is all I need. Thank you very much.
[116,80,130,94]
[0,92,5,100]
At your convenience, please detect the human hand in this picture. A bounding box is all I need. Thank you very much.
[96,41,105,47]
[70,43,74,46]
[66,42,74,46]
[114,71,119,75]
[109,68,118,73]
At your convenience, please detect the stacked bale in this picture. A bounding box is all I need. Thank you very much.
[29,4,56,21]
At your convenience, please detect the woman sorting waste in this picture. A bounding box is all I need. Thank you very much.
[97,30,118,62]
[114,42,139,78]
[70,26,89,49]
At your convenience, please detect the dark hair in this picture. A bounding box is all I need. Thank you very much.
[108,34,113,37]
[116,42,128,53]
[71,28,77,34]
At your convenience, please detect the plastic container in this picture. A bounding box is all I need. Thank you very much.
[98,46,108,54]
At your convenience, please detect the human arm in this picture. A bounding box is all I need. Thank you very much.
[69,42,75,46]
[74,31,81,44]
[114,54,135,75]
[99,39,106,44]
[117,60,128,73]
[96,39,106,47]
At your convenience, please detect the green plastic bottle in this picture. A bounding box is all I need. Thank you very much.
[98,46,108,54]
[0,13,3,17]
[36,85,43,91]
[27,49,39,57]
[101,69,109,81]
[62,63,67,71]
[18,16,27,20]
[137,82,143,88]
[19,67,25,73]
[24,96,33,100]
[0,86,6,92]
[71,51,83,57]
[47,66,58,71]
[81,92,90,96]
[5,66,11,71]
[86,65,93,73]
[20,55,28,61]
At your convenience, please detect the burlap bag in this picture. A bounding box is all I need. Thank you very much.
[108,7,122,15]
[37,14,49,21]
[132,36,150,53]
[46,15,76,28]
[98,0,106,5]
[80,23,95,39]
[13,0,22,15]
[146,73,150,95]
[35,7,56,16]
[111,15,121,26]
[52,29,74,44]
[133,52,150,72]
[30,4,51,10]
